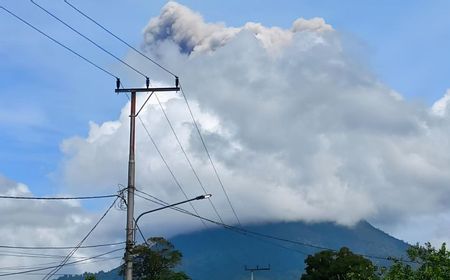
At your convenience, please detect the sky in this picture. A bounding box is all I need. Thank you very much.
[2,0,450,277]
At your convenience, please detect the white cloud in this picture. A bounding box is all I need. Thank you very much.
[431,89,450,117]
[59,2,450,246]
[292,17,333,33]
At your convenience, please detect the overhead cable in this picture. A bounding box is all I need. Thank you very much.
[134,190,311,257]
[30,0,147,79]
[155,93,225,224]
[135,189,417,265]
[63,0,240,226]
[0,250,115,260]
[0,248,123,277]
[0,241,124,250]
[180,84,242,226]
[64,0,177,78]
[0,5,117,79]
[136,115,208,228]
[0,194,118,200]
[42,196,119,280]
[0,256,122,273]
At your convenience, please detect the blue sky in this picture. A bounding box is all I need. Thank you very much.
[1,0,450,220]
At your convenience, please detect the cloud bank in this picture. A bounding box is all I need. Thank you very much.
[61,2,450,243]
[0,175,124,278]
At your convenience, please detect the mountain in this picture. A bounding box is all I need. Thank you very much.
[56,220,409,280]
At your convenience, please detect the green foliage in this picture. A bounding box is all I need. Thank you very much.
[300,247,380,280]
[300,243,450,280]
[84,274,96,280]
[129,237,190,280]
[382,242,450,280]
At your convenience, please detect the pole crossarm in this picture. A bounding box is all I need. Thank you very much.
[245,265,271,272]
[115,87,180,93]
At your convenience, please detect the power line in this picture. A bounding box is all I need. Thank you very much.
[154,93,225,224]
[0,256,121,274]
[0,249,122,276]
[62,0,240,227]
[0,5,118,79]
[0,248,123,277]
[63,0,177,78]
[2,255,121,274]
[9,0,241,227]
[0,250,117,260]
[62,0,238,226]
[42,196,119,280]
[134,190,308,256]
[0,194,118,200]
[179,84,242,226]
[135,190,173,209]
[0,241,124,250]
[42,197,119,279]
[134,189,416,265]
[0,256,122,273]
[0,252,73,260]
[30,0,148,79]
[6,0,238,274]
[134,219,148,246]
[138,192,308,257]
[0,261,68,272]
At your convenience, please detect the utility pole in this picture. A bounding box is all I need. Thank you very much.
[115,77,180,280]
[245,265,270,280]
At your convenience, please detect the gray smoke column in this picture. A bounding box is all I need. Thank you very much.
[142,1,332,54]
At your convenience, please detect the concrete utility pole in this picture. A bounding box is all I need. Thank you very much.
[115,77,180,280]
[245,265,270,280]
